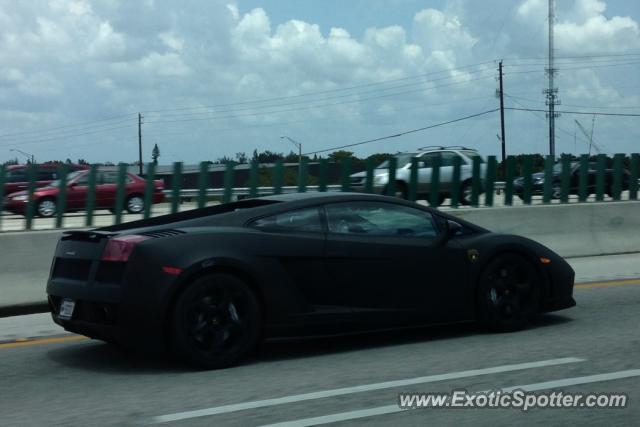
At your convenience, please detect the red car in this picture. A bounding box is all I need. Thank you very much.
[3,169,165,217]
[3,163,87,195]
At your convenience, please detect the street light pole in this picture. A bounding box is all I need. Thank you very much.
[280,136,302,177]
[10,149,35,164]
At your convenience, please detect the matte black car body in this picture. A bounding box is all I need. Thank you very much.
[47,193,575,356]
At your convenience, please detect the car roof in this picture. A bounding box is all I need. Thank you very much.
[256,191,388,203]
[395,147,479,156]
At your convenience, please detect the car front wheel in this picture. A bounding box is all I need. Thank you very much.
[169,273,262,369]
[126,195,144,214]
[37,198,57,218]
[476,254,541,332]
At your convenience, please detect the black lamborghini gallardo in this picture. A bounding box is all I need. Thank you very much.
[47,193,575,368]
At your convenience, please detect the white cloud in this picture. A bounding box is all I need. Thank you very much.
[0,0,639,162]
[413,9,477,57]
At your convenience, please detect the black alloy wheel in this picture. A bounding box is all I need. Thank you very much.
[477,254,541,332]
[170,273,261,369]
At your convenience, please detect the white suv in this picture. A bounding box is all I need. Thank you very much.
[349,147,486,205]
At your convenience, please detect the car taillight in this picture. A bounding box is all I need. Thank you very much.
[101,235,151,262]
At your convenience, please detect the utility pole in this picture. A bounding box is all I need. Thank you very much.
[545,0,560,157]
[138,113,143,175]
[498,61,506,168]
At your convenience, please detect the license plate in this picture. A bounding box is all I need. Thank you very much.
[59,299,75,320]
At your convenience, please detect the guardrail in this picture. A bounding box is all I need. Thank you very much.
[1,153,638,232]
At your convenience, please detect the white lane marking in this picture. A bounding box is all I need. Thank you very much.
[261,369,640,427]
[152,357,584,423]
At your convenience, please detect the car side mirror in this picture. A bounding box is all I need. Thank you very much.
[439,220,462,244]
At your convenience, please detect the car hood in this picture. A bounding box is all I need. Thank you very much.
[6,187,56,197]
[6,190,28,197]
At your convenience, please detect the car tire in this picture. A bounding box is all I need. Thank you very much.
[427,193,446,207]
[169,273,262,369]
[36,197,57,218]
[605,185,614,198]
[126,194,145,214]
[383,182,408,199]
[460,181,473,205]
[551,183,562,199]
[476,253,541,332]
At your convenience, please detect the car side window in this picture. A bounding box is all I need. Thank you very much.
[325,202,438,238]
[101,171,119,184]
[6,170,27,182]
[420,152,439,168]
[439,151,458,167]
[250,208,323,233]
[74,173,89,185]
[37,170,57,181]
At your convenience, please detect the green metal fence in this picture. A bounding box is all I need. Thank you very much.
[1,153,639,231]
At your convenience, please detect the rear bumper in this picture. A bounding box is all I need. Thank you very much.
[46,255,174,352]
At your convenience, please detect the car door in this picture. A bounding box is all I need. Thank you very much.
[437,151,458,193]
[96,171,118,208]
[323,201,469,322]
[248,207,329,309]
[66,171,90,210]
[417,152,438,194]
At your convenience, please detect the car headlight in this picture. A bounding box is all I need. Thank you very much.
[11,195,29,201]
[533,177,544,184]
[374,174,388,185]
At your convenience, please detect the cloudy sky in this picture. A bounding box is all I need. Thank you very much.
[0,0,639,165]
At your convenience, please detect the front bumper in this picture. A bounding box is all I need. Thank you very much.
[2,198,27,214]
[541,256,576,313]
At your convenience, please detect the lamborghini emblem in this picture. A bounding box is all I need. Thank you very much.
[468,249,479,262]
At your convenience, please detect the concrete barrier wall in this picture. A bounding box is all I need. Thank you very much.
[0,230,63,307]
[1,201,639,308]
[449,201,640,258]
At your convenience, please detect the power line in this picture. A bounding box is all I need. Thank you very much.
[144,95,494,138]
[303,109,500,155]
[504,94,591,147]
[506,94,640,110]
[504,51,640,61]
[144,72,491,121]
[145,75,497,126]
[506,107,640,117]
[505,60,640,75]
[0,113,137,139]
[0,124,137,148]
[142,60,496,115]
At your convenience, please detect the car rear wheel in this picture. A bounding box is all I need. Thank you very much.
[37,198,57,218]
[427,193,446,207]
[126,195,144,214]
[460,181,473,205]
[476,254,541,332]
[383,182,408,199]
[170,273,262,369]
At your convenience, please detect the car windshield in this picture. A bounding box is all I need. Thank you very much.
[462,151,485,163]
[376,153,414,169]
[552,162,579,173]
[46,171,84,187]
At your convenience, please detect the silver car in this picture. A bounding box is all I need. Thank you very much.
[349,147,486,205]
